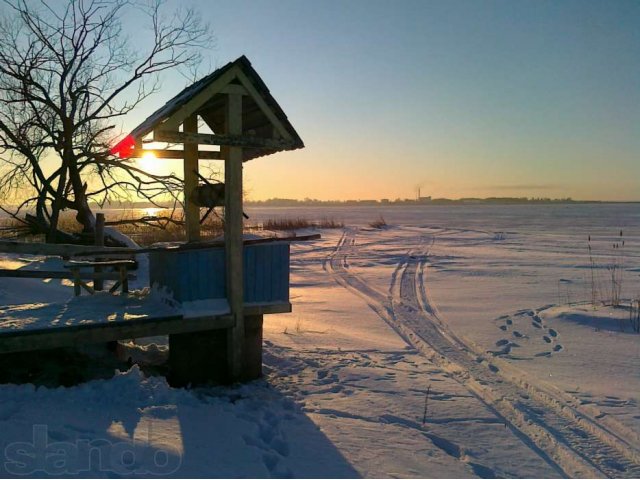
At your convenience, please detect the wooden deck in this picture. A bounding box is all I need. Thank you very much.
[0,301,290,354]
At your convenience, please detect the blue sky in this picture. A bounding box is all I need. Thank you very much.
[125,0,640,201]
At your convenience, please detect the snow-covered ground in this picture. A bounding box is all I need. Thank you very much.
[1,204,640,478]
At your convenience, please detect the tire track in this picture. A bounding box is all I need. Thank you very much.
[324,228,640,478]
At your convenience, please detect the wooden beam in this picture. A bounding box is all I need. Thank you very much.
[0,314,226,354]
[183,115,200,242]
[225,91,245,381]
[153,130,298,150]
[0,301,290,355]
[159,67,240,132]
[244,302,291,316]
[94,213,105,291]
[0,270,132,281]
[234,69,294,141]
[0,241,133,257]
[73,234,320,257]
[131,149,221,160]
[220,84,248,95]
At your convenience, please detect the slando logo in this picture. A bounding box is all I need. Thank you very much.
[4,424,182,476]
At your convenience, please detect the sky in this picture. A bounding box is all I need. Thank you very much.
[122,0,640,201]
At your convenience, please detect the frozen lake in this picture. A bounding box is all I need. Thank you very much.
[245,203,640,234]
[1,202,640,477]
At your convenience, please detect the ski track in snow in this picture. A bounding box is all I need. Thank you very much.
[323,227,640,479]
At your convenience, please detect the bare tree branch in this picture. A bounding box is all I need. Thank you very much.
[0,0,212,241]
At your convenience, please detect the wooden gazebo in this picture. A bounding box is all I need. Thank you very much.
[111,56,304,384]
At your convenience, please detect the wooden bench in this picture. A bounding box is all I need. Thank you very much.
[63,260,136,296]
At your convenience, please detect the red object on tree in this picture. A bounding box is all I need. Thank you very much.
[110,134,136,158]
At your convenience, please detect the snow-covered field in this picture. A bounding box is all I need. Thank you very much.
[1,204,639,478]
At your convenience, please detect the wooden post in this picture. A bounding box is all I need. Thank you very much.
[225,92,245,380]
[94,213,105,291]
[184,115,200,242]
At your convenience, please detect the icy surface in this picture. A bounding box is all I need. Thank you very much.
[1,204,640,477]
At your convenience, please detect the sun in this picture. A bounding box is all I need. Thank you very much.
[136,151,158,174]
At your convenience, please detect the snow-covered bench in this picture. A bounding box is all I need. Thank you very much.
[63,259,136,296]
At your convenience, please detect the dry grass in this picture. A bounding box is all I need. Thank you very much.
[112,210,225,246]
[261,216,343,231]
[587,231,625,308]
[0,214,83,242]
[1,211,343,246]
[369,215,387,229]
[0,210,225,246]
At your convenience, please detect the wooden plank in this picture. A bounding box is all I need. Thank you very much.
[131,149,221,160]
[254,244,267,302]
[273,244,288,302]
[158,67,240,132]
[212,247,226,298]
[225,91,245,380]
[220,84,248,96]
[0,315,228,354]
[0,270,131,280]
[78,278,95,295]
[153,130,298,151]
[0,241,134,256]
[234,69,294,141]
[189,248,202,300]
[64,260,136,267]
[74,234,321,257]
[244,246,256,302]
[244,302,291,316]
[0,303,289,354]
[184,114,201,242]
[94,213,105,291]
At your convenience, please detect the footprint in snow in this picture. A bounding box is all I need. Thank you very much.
[489,344,512,356]
[553,344,564,352]
[495,339,510,347]
[498,325,507,331]
[532,315,542,324]
[512,331,525,338]
[549,328,558,337]
[532,322,542,329]
[543,335,552,343]
[469,462,498,479]
[535,351,552,358]
[506,318,513,325]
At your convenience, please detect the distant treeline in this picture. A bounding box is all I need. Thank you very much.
[245,197,601,207]
[73,197,638,212]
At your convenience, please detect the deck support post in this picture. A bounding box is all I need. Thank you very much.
[184,115,200,242]
[94,213,104,291]
[224,92,247,381]
[243,315,263,379]
[167,315,263,387]
[169,328,229,386]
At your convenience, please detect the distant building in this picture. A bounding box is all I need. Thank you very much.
[418,196,432,203]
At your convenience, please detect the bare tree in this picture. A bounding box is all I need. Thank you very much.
[0,0,211,242]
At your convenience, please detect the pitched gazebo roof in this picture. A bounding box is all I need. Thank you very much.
[114,56,304,161]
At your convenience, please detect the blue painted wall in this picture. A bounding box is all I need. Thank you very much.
[149,243,290,303]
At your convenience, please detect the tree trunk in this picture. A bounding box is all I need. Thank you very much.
[68,158,95,234]
[47,165,68,243]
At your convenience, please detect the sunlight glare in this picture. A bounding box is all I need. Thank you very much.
[137,151,158,174]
